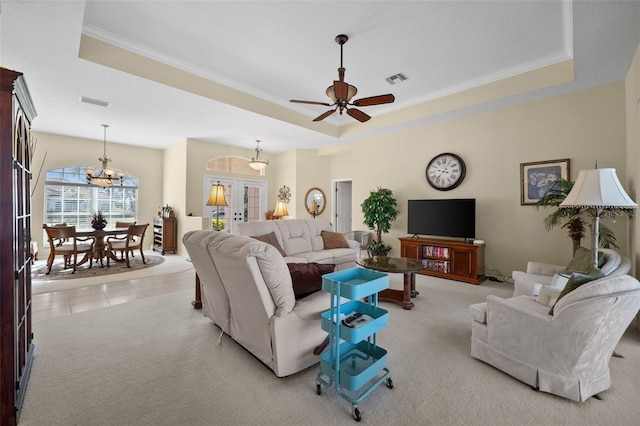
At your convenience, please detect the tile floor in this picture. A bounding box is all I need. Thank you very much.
[31,253,195,323]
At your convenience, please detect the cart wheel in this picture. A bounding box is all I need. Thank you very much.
[386,377,394,389]
[351,405,361,422]
[316,383,322,395]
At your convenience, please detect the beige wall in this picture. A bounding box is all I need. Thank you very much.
[30,131,163,256]
[183,138,277,218]
[626,43,640,277]
[624,43,640,331]
[30,60,637,278]
[302,82,629,278]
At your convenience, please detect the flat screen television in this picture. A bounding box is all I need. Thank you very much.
[407,199,476,239]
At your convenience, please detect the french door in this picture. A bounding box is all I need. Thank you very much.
[203,177,267,234]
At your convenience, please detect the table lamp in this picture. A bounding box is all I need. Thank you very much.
[560,168,637,268]
[206,181,229,231]
[273,200,289,219]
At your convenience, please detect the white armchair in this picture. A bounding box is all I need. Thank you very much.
[512,248,630,297]
[470,273,640,402]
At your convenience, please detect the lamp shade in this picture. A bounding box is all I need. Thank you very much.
[273,200,289,217]
[326,84,358,102]
[248,160,268,171]
[206,182,229,207]
[560,168,637,209]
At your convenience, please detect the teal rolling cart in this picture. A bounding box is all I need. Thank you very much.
[316,267,393,422]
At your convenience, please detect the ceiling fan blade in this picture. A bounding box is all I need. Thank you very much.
[333,80,348,100]
[290,100,333,106]
[347,108,371,122]
[352,94,395,107]
[313,109,336,122]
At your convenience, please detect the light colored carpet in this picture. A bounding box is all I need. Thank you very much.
[19,275,640,425]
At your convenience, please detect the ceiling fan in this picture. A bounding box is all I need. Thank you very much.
[290,34,395,123]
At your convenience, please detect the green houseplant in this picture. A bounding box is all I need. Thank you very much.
[535,178,632,255]
[361,187,399,257]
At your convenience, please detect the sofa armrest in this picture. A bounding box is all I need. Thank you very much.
[346,239,359,249]
[525,261,566,276]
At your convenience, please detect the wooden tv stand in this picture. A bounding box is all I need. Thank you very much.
[399,237,485,284]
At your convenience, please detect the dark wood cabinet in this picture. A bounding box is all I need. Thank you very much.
[399,237,485,284]
[1,68,37,425]
[152,217,177,255]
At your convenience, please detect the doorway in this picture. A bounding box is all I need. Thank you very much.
[332,179,352,233]
[204,176,267,234]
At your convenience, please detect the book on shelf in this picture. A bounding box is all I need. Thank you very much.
[422,259,450,273]
[422,245,449,258]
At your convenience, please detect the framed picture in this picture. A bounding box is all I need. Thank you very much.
[520,158,570,205]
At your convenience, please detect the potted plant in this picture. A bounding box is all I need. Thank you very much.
[361,187,399,257]
[91,211,108,230]
[535,178,632,255]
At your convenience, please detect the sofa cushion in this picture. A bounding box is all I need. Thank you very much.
[275,220,313,255]
[549,268,605,315]
[321,230,349,249]
[252,232,286,257]
[288,262,335,299]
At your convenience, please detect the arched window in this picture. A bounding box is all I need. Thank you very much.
[44,166,138,228]
[206,156,264,176]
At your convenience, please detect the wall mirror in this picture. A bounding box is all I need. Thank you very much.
[305,187,326,218]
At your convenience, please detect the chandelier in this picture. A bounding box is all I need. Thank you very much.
[248,140,269,171]
[85,124,125,187]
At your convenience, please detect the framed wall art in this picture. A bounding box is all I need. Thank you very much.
[520,158,570,205]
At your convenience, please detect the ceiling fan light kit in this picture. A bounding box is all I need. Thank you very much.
[290,34,395,123]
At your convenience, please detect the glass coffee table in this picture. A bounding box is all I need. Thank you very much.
[356,257,426,310]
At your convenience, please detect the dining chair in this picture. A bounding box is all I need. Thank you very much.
[113,221,136,260]
[43,225,95,274]
[106,223,149,267]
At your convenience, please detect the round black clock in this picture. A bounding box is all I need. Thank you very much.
[426,153,466,191]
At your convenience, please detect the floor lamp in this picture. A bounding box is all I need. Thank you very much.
[560,168,637,268]
[206,181,229,231]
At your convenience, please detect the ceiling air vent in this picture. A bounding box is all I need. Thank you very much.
[385,73,407,85]
[79,96,111,108]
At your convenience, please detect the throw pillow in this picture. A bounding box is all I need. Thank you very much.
[252,232,286,257]
[321,230,350,249]
[549,273,571,290]
[549,267,605,315]
[565,247,605,273]
[536,286,562,308]
[288,263,335,299]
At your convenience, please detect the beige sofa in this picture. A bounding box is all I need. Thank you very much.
[183,230,345,377]
[238,219,359,269]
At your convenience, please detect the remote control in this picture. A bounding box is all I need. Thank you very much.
[342,312,363,327]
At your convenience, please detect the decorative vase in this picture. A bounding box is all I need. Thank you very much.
[92,222,106,230]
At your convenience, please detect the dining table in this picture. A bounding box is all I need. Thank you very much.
[76,227,129,267]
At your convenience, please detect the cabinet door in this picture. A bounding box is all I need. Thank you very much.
[451,247,475,278]
[400,241,421,260]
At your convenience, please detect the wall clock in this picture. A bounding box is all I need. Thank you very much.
[426,153,466,191]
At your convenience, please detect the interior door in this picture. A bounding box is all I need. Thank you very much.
[334,180,352,233]
[204,177,267,234]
